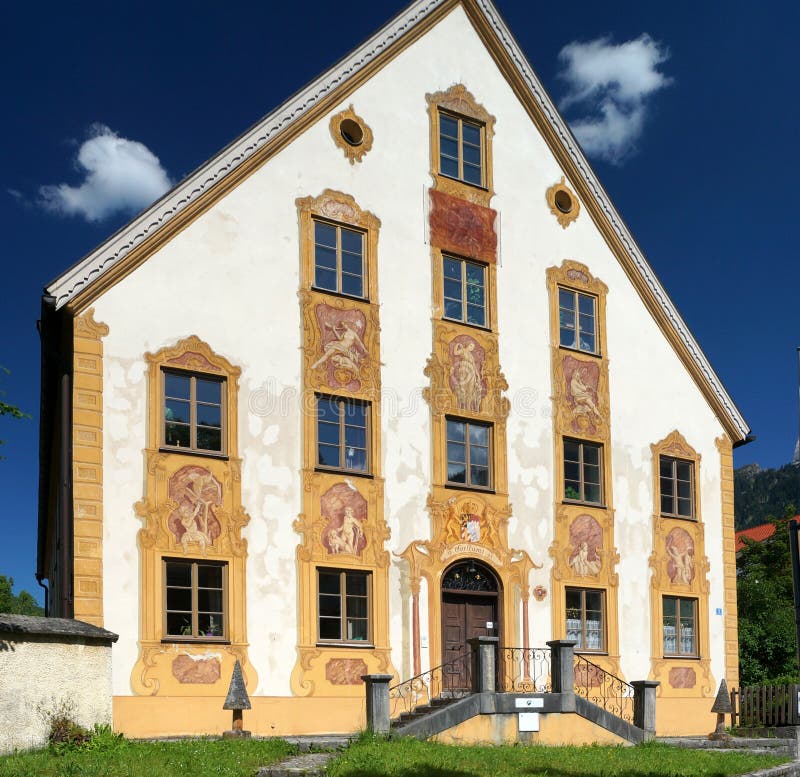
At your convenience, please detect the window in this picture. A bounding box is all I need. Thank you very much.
[446,418,491,489]
[660,456,695,518]
[318,568,371,643]
[438,111,484,186]
[317,397,370,473]
[559,288,597,353]
[164,559,226,641]
[566,587,605,651]
[163,370,225,454]
[313,220,365,299]
[443,256,487,327]
[663,596,697,656]
[563,439,603,505]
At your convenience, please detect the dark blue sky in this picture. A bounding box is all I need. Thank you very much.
[2,0,798,601]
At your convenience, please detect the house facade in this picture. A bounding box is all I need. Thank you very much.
[37,0,749,739]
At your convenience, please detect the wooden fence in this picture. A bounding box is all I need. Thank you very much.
[731,684,800,727]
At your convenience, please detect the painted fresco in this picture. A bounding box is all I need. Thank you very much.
[563,355,602,435]
[171,655,221,684]
[321,482,368,556]
[448,334,486,412]
[669,666,696,689]
[428,189,497,263]
[167,466,223,555]
[666,527,695,586]
[312,304,369,392]
[568,514,603,577]
[325,658,367,685]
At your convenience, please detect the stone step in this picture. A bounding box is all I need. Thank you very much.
[658,737,795,754]
[258,752,334,777]
[281,735,352,752]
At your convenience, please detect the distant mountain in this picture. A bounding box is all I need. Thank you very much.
[734,462,800,530]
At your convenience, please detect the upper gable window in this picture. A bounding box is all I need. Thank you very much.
[163,370,225,455]
[438,111,484,187]
[659,455,695,519]
[313,220,366,299]
[559,288,597,354]
[443,255,487,327]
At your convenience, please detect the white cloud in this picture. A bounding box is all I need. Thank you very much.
[557,35,672,164]
[39,124,172,222]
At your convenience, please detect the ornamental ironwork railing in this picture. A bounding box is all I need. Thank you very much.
[389,647,471,719]
[499,647,551,692]
[573,653,634,723]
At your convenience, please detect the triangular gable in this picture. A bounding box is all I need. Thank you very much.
[45,0,750,443]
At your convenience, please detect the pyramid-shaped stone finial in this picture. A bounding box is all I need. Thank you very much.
[223,660,251,711]
[711,679,732,714]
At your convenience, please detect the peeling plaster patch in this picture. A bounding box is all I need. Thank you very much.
[247,512,269,555]
[261,424,280,446]
[256,458,292,490]
[247,411,263,438]
[523,486,540,510]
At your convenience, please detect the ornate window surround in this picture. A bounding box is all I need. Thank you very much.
[648,430,712,697]
[547,260,622,679]
[426,84,495,208]
[131,336,254,697]
[293,189,393,697]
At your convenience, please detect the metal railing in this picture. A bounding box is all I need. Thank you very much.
[499,647,551,692]
[573,653,634,723]
[389,647,471,719]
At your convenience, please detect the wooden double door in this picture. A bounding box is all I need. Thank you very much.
[441,590,499,691]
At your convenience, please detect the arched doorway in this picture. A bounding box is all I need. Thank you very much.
[440,559,501,690]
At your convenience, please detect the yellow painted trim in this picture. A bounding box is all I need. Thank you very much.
[426,83,495,208]
[716,434,739,688]
[546,261,622,678]
[648,431,714,697]
[72,309,109,626]
[329,104,374,165]
[292,190,395,696]
[131,336,255,696]
[398,155,538,671]
[545,177,581,230]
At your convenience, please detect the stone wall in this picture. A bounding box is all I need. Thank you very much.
[0,614,117,753]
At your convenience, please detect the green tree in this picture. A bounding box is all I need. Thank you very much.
[0,365,30,455]
[737,506,799,685]
[0,575,44,615]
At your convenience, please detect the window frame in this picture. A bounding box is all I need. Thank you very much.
[565,586,606,653]
[445,417,493,491]
[316,567,373,646]
[441,254,489,329]
[563,438,604,506]
[311,217,368,301]
[161,369,227,457]
[437,109,486,189]
[315,395,372,476]
[659,455,695,519]
[162,558,228,643]
[558,287,599,355]
[662,595,698,658]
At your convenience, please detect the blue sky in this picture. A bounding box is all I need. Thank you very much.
[1,0,798,602]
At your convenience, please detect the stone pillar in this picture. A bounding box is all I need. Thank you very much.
[468,636,499,693]
[631,680,660,739]
[361,674,394,734]
[547,640,576,694]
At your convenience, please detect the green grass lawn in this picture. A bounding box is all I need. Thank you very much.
[327,738,790,777]
[0,736,789,777]
[0,737,296,777]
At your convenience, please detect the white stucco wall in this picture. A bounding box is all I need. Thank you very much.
[93,5,729,697]
[0,634,113,754]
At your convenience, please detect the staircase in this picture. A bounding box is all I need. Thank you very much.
[384,640,653,744]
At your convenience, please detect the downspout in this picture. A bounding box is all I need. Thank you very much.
[60,367,73,617]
